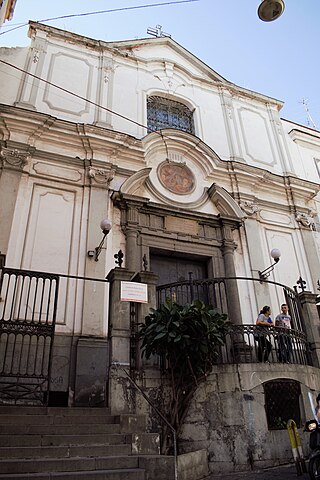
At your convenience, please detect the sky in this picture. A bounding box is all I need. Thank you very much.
[1,0,320,130]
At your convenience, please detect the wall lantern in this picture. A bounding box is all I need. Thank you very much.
[257,0,285,22]
[87,218,112,262]
[258,248,281,280]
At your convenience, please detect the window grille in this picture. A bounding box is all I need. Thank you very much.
[147,96,194,134]
[264,379,301,430]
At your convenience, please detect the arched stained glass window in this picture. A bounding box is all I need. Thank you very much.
[147,96,195,134]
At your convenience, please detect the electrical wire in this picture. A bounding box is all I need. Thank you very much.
[0,0,200,36]
[0,59,147,130]
[2,58,319,201]
[1,56,319,218]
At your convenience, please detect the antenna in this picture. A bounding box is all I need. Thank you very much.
[300,98,317,130]
[147,24,171,38]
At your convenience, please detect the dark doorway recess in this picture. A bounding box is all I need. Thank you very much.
[48,391,68,407]
[150,252,208,286]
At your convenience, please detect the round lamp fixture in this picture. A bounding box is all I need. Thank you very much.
[87,218,112,261]
[258,0,285,22]
[100,218,112,235]
[270,248,281,262]
[258,248,281,280]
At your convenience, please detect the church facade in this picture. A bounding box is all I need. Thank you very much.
[1,21,320,473]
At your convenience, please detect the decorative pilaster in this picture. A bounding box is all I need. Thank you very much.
[0,143,33,255]
[81,162,114,337]
[94,54,116,128]
[242,211,273,309]
[126,228,139,272]
[295,212,320,291]
[114,194,145,273]
[220,218,242,325]
[220,232,253,362]
[218,88,243,162]
[15,36,48,109]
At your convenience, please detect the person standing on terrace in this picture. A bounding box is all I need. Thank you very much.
[256,306,274,363]
[275,303,292,363]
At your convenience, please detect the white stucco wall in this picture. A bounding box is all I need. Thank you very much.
[2,22,316,181]
[0,21,319,335]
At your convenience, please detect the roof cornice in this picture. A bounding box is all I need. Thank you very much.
[28,21,283,108]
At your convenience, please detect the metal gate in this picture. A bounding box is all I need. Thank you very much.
[0,267,59,405]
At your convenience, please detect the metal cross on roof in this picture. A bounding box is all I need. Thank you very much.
[147,25,171,38]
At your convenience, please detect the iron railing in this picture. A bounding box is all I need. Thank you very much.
[0,267,59,405]
[157,277,228,314]
[156,276,310,366]
[0,266,111,406]
[217,324,310,365]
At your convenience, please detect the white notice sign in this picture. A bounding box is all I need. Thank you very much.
[120,281,148,303]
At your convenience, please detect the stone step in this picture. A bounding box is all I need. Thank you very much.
[0,432,160,454]
[0,423,121,435]
[0,469,145,479]
[0,456,140,475]
[0,444,132,459]
[0,433,129,447]
[0,414,117,425]
[0,406,112,416]
[0,411,147,433]
[0,407,157,479]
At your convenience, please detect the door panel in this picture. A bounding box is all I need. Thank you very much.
[150,254,207,285]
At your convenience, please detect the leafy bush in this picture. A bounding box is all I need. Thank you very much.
[139,299,230,452]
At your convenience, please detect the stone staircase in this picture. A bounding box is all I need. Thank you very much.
[0,406,169,480]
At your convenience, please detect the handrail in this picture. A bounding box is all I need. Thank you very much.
[156,275,305,335]
[1,266,109,283]
[156,275,299,295]
[217,324,310,366]
[111,363,178,480]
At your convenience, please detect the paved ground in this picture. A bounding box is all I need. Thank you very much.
[206,463,309,479]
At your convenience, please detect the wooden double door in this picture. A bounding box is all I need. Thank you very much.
[150,253,207,285]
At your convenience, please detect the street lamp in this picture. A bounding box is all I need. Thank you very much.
[258,248,281,280]
[87,218,112,262]
[258,0,285,22]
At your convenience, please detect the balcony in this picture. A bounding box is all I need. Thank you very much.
[216,324,309,365]
[156,276,311,367]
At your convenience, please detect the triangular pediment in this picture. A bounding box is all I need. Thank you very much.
[108,36,228,85]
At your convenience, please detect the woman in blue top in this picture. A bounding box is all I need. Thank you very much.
[256,306,274,363]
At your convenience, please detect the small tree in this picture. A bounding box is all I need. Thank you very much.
[139,299,230,453]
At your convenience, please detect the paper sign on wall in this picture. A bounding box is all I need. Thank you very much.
[120,281,148,303]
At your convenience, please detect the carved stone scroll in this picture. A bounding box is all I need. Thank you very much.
[0,147,31,170]
[88,166,115,185]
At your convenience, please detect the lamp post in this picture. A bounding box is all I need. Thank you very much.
[258,248,281,280]
[257,0,285,22]
[87,218,112,262]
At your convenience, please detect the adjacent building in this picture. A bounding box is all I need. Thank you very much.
[0,0,17,27]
